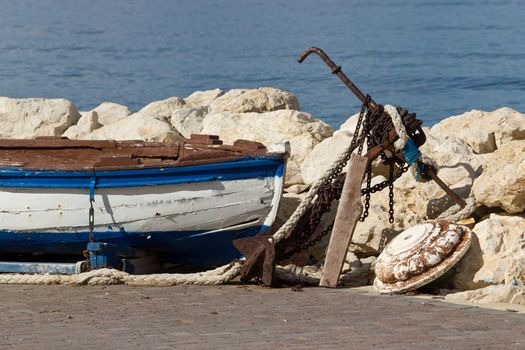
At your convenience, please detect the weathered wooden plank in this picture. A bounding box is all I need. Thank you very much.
[130,146,179,158]
[0,137,281,170]
[320,153,368,288]
[0,138,117,149]
[94,156,142,167]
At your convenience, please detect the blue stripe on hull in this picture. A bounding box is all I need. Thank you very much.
[0,157,285,188]
[0,226,268,266]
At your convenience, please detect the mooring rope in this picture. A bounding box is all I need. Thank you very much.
[383,105,408,150]
[0,262,361,286]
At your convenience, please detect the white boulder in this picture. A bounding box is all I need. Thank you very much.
[138,97,186,121]
[210,87,300,113]
[170,106,208,138]
[202,109,332,186]
[0,97,80,138]
[430,108,525,153]
[62,111,102,139]
[338,113,360,134]
[184,89,224,108]
[91,102,132,126]
[445,285,525,306]
[451,213,525,290]
[375,134,481,225]
[85,113,185,143]
[300,131,353,185]
[472,140,525,214]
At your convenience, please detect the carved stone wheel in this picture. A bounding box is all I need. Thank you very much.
[373,220,472,294]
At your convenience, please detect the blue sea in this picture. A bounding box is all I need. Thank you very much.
[0,0,523,128]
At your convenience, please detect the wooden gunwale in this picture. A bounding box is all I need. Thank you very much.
[0,136,273,172]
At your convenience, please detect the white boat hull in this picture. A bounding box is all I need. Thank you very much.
[0,157,286,266]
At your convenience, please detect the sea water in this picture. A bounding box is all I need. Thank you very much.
[0,0,523,127]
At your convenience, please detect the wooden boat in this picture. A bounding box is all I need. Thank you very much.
[0,135,287,271]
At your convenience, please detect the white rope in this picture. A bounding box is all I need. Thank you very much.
[0,262,243,286]
[384,105,408,151]
[383,104,439,182]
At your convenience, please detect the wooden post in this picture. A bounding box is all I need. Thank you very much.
[320,153,368,288]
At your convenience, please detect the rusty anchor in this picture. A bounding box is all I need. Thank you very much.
[233,47,467,287]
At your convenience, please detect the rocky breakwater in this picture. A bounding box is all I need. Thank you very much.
[1,90,524,309]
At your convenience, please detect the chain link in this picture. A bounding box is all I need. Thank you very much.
[388,158,395,223]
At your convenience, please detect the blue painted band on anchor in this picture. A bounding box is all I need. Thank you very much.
[0,157,285,189]
[415,162,426,182]
[401,139,422,166]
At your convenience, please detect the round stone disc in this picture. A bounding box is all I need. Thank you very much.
[373,220,471,294]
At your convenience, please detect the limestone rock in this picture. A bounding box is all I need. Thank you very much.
[210,87,300,113]
[341,251,362,273]
[300,130,389,186]
[421,133,483,187]
[431,108,525,153]
[170,106,207,137]
[309,191,398,259]
[472,140,525,213]
[451,213,525,290]
[275,192,304,227]
[62,111,102,139]
[392,133,482,223]
[0,97,80,138]
[384,134,480,225]
[85,113,185,143]
[285,184,309,194]
[300,131,353,185]
[349,203,400,256]
[138,97,186,121]
[445,285,525,306]
[338,113,360,134]
[91,102,132,126]
[202,109,332,185]
[184,89,224,108]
